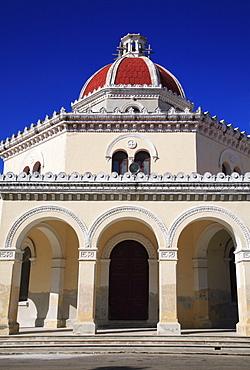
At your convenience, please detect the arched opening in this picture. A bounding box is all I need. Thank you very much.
[233,166,242,175]
[135,151,150,175]
[23,166,30,175]
[19,247,31,302]
[17,219,79,329]
[177,220,239,329]
[222,161,231,175]
[109,240,149,320]
[33,161,41,173]
[112,151,128,174]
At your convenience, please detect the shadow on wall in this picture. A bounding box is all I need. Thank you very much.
[17,291,77,328]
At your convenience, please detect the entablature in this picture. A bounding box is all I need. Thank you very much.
[1,108,250,160]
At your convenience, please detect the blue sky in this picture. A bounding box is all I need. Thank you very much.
[0,0,250,173]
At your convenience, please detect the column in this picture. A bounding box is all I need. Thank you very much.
[148,259,158,325]
[73,249,97,334]
[0,249,22,335]
[44,258,66,328]
[193,258,211,328]
[235,250,250,336]
[98,259,110,326]
[157,249,181,335]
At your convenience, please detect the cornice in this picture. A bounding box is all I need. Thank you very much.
[1,171,250,202]
[0,108,250,160]
[71,85,191,112]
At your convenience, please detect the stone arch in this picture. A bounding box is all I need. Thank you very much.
[219,149,244,174]
[88,205,167,249]
[20,149,44,174]
[105,133,158,161]
[195,223,229,259]
[120,101,145,112]
[169,205,250,252]
[5,205,88,251]
[102,232,157,259]
[29,222,64,259]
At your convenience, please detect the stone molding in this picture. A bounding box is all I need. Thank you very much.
[4,205,88,249]
[168,205,250,249]
[1,171,250,202]
[1,107,250,160]
[1,170,250,182]
[158,249,178,261]
[102,232,157,259]
[88,205,168,248]
[78,249,98,261]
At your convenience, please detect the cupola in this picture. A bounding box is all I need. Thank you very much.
[72,34,193,113]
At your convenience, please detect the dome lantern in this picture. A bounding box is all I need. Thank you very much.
[116,33,152,58]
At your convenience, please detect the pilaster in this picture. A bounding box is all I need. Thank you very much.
[44,258,66,328]
[73,248,97,334]
[0,249,22,335]
[193,258,211,328]
[235,251,250,336]
[157,249,181,335]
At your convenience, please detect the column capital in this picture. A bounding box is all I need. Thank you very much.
[235,250,250,263]
[0,248,22,261]
[79,249,98,261]
[158,249,178,261]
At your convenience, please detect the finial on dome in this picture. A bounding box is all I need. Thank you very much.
[114,33,153,58]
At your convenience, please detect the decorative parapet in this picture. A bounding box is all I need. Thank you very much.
[1,171,250,202]
[0,107,249,160]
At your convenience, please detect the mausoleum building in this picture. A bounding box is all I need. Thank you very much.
[0,33,250,336]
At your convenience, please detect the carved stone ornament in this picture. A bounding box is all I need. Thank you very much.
[79,249,97,261]
[88,205,168,248]
[0,249,22,261]
[5,205,88,249]
[235,250,250,263]
[168,205,250,250]
[127,139,137,149]
[159,249,178,261]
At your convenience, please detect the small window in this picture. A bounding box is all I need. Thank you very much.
[222,162,231,175]
[233,166,241,175]
[33,161,41,173]
[112,151,128,175]
[135,151,150,175]
[23,166,30,175]
[229,247,237,302]
[19,247,31,302]
[125,106,140,112]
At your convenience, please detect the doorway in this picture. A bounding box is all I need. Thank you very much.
[109,240,149,320]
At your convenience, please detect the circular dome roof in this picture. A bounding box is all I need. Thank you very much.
[80,34,185,99]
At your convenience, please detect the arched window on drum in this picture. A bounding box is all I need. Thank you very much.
[112,151,128,175]
[135,151,150,175]
[33,161,41,173]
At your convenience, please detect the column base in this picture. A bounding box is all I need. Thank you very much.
[73,321,96,335]
[0,321,19,335]
[44,319,66,328]
[236,322,250,336]
[157,322,181,335]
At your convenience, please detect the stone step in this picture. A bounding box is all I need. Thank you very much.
[0,335,250,355]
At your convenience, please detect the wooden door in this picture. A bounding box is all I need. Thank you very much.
[109,240,149,320]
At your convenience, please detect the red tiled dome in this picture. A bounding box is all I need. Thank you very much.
[81,56,184,98]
